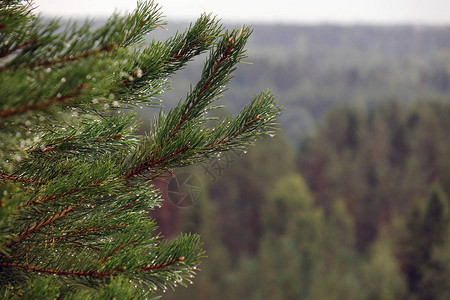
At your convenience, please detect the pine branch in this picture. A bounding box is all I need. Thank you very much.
[123,144,190,179]
[169,36,236,139]
[18,189,76,208]
[0,1,279,297]
[0,256,186,278]
[0,262,114,278]
[64,224,129,239]
[0,83,87,119]
[142,256,185,271]
[0,1,163,71]
[0,45,118,73]
[0,40,32,59]
[99,239,138,264]
[5,200,84,249]
[0,173,45,184]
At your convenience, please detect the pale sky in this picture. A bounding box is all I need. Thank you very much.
[34,0,450,25]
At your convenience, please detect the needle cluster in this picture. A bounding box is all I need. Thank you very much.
[0,1,280,298]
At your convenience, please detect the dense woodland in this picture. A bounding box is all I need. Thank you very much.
[142,23,450,299]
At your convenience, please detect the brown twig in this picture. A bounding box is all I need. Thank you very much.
[18,176,121,209]
[123,144,190,179]
[0,45,118,73]
[99,239,137,264]
[28,45,117,70]
[28,135,76,153]
[0,262,113,278]
[141,256,185,271]
[205,114,259,150]
[6,200,85,248]
[0,84,87,119]
[40,224,127,251]
[0,256,185,278]
[18,189,76,208]
[0,173,46,184]
[0,41,32,59]
[65,224,128,238]
[66,241,102,252]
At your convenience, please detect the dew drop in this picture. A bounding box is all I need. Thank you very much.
[60,78,66,83]
[136,68,143,78]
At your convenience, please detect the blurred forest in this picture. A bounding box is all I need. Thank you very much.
[138,23,450,299]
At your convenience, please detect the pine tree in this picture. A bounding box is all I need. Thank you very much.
[0,1,280,298]
[398,185,450,299]
[258,174,324,299]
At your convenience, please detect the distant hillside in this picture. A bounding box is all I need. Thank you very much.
[80,19,450,142]
[140,22,450,142]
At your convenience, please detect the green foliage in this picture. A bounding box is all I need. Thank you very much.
[362,229,408,300]
[398,185,450,299]
[299,101,450,251]
[160,99,450,300]
[262,173,315,236]
[260,175,324,299]
[200,134,294,256]
[0,1,280,298]
[308,200,360,300]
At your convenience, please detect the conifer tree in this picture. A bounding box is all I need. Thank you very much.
[0,1,280,298]
[258,174,324,299]
[399,185,450,299]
